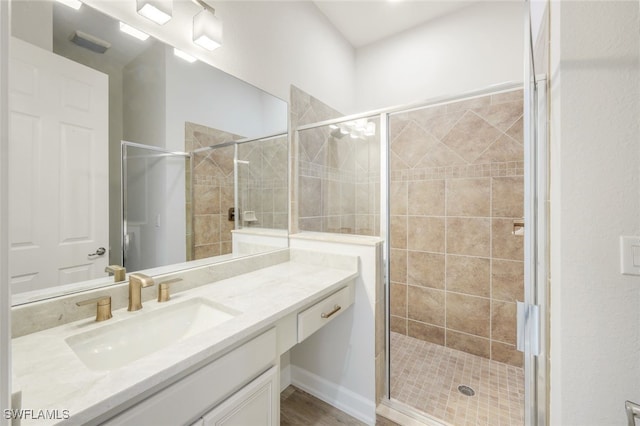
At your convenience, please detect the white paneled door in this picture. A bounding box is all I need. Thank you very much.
[9,37,108,294]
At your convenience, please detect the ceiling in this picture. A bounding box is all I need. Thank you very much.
[312,1,475,48]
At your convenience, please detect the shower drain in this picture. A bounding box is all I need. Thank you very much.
[457,385,475,397]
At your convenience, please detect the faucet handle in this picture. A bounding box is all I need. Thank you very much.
[157,278,183,302]
[129,273,155,288]
[105,264,126,282]
[76,296,112,322]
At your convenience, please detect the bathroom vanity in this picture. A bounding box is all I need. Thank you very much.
[11,249,357,425]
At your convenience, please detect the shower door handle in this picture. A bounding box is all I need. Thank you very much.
[517,301,541,356]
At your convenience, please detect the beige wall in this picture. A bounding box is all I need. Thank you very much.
[389,89,525,367]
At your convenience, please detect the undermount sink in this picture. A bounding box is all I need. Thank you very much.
[65,298,240,371]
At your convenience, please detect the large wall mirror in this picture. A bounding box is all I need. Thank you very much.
[9,0,288,305]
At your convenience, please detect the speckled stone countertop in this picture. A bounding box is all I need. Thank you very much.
[12,250,358,425]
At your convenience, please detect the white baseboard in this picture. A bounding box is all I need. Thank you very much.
[280,364,291,392]
[290,365,376,425]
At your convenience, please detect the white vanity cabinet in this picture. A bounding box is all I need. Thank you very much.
[101,281,355,426]
[190,366,278,426]
[103,329,277,426]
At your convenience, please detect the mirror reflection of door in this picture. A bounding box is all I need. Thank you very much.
[9,37,108,294]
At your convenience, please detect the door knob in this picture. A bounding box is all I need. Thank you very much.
[88,247,106,258]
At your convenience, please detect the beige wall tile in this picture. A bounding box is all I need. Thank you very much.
[299,217,322,232]
[408,217,445,252]
[390,216,407,249]
[472,101,523,132]
[408,180,445,216]
[193,215,220,245]
[391,315,407,335]
[408,320,445,345]
[194,243,219,260]
[299,176,322,218]
[446,217,490,257]
[220,185,234,210]
[446,255,490,297]
[492,259,524,302]
[473,133,523,164]
[492,177,524,218]
[193,185,220,215]
[391,121,437,168]
[506,116,524,144]
[391,249,407,284]
[491,90,523,104]
[446,293,490,338]
[408,251,445,289]
[408,286,445,326]
[491,301,516,344]
[220,241,232,255]
[446,96,491,112]
[390,181,407,215]
[491,341,523,367]
[492,219,524,260]
[391,283,407,317]
[415,110,464,140]
[446,178,490,217]
[442,112,501,163]
[446,330,490,358]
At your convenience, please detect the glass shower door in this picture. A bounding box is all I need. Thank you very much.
[121,141,190,272]
[385,86,527,425]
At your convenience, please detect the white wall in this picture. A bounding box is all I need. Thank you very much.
[84,0,356,114]
[549,1,640,424]
[10,0,51,51]
[354,1,524,111]
[289,237,382,425]
[0,1,10,424]
[164,45,287,152]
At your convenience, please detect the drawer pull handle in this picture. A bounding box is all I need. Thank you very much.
[321,305,341,319]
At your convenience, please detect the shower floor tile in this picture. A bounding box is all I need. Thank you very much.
[390,332,524,426]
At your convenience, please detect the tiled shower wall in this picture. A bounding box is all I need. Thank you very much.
[237,135,289,230]
[185,122,241,260]
[289,85,342,234]
[297,126,380,236]
[389,90,525,367]
[292,86,380,236]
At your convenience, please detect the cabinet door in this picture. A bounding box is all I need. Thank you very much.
[202,366,279,426]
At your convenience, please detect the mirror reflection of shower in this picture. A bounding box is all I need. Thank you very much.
[122,141,191,272]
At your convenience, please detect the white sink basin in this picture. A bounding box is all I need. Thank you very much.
[65,298,240,371]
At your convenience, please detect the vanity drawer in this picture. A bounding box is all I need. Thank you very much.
[103,328,276,426]
[297,282,354,342]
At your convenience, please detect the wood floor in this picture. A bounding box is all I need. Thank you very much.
[280,386,399,426]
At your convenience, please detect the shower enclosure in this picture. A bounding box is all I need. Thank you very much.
[121,141,190,272]
[122,132,288,271]
[294,76,547,424]
[386,88,526,425]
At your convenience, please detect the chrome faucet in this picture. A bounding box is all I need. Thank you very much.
[105,264,126,282]
[128,273,155,311]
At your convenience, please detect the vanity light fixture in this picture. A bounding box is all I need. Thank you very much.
[119,22,150,41]
[173,48,197,63]
[55,0,82,10]
[192,0,222,51]
[137,0,172,25]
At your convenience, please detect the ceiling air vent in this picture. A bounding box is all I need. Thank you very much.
[70,30,111,54]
